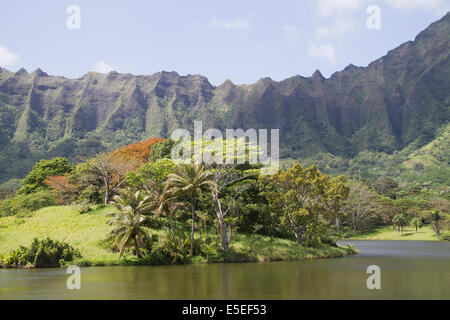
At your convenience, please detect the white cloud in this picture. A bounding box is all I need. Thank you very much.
[304,0,449,18]
[385,0,450,15]
[316,0,364,17]
[315,19,357,39]
[209,16,254,30]
[282,24,300,44]
[0,45,19,67]
[308,43,336,63]
[94,60,115,73]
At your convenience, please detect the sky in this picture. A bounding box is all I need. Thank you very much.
[0,0,449,85]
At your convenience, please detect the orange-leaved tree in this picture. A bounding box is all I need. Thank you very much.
[111,137,165,167]
[45,175,77,204]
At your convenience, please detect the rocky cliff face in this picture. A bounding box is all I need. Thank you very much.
[0,13,449,182]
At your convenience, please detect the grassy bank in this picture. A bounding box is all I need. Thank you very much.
[0,205,357,267]
[345,225,440,241]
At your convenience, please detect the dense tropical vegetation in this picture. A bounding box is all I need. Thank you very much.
[0,135,448,268]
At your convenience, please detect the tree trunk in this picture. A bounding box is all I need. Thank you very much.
[104,178,110,204]
[190,193,196,256]
[335,216,341,230]
[212,190,228,251]
[134,236,142,258]
[295,231,303,245]
[219,216,228,251]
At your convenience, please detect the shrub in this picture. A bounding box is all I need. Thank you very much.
[440,230,450,242]
[75,201,92,214]
[146,233,207,265]
[0,250,22,268]
[320,236,338,247]
[1,238,81,268]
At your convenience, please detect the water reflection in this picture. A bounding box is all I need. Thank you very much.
[1,241,449,299]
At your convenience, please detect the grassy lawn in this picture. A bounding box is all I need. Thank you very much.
[0,205,121,265]
[347,225,440,241]
[0,205,356,266]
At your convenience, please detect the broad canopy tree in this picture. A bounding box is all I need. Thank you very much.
[267,163,335,245]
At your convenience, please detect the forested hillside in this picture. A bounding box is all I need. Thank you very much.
[0,13,449,185]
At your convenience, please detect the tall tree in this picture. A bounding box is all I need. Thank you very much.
[344,182,379,231]
[325,175,349,230]
[87,153,137,204]
[392,213,408,235]
[145,182,184,239]
[429,210,445,239]
[410,216,423,232]
[204,158,255,251]
[202,137,258,251]
[167,164,214,255]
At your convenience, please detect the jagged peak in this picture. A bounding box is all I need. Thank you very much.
[256,77,275,85]
[32,68,48,77]
[343,64,362,72]
[312,69,325,80]
[158,70,180,77]
[15,68,28,75]
[185,74,215,89]
[185,73,210,82]
[219,79,235,88]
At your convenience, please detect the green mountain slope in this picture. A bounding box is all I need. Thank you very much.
[0,13,449,183]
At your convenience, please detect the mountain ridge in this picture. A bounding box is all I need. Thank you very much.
[0,12,449,183]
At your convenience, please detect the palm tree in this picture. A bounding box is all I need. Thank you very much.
[106,190,152,258]
[429,210,444,239]
[167,164,215,255]
[410,216,423,232]
[392,213,408,235]
[144,181,184,239]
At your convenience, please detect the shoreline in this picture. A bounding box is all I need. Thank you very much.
[1,244,358,269]
[70,243,358,268]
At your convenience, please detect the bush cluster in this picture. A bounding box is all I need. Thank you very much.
[0,238,81,268]
[440,230,450,242]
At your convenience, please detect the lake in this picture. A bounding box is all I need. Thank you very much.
[1,240,449,299]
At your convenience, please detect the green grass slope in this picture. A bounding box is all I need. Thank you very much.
[0,205,356,266]
[347,226,439,241]
[0,205,119,264]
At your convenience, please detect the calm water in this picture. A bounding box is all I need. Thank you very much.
[0,240,449,299]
